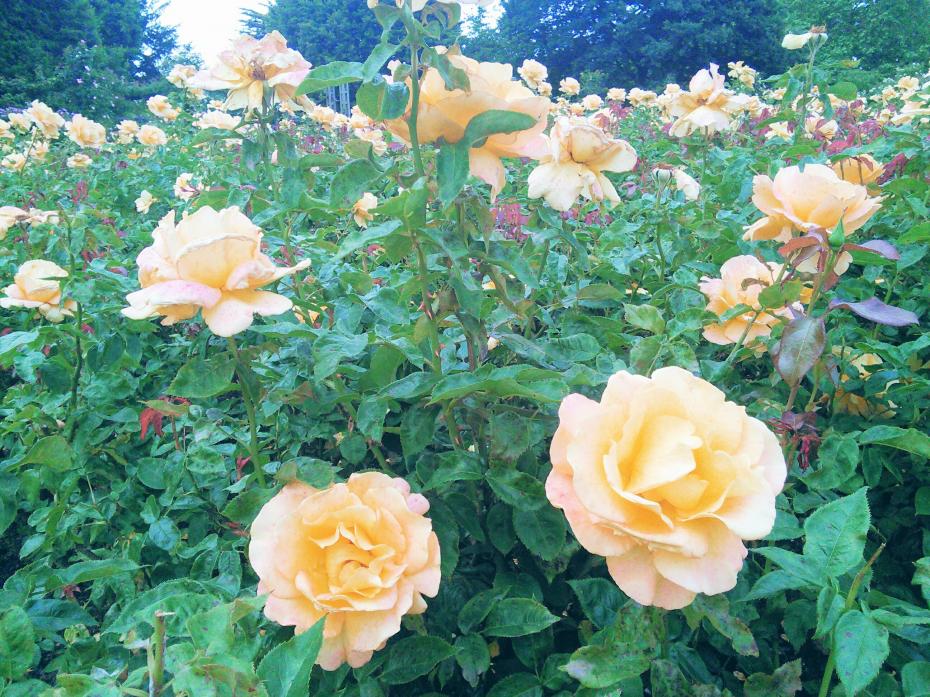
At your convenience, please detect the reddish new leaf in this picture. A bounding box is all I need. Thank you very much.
[774,315,826,386]
[829,297,919,327]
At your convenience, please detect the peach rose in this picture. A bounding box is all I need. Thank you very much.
[192,31,311,112]
[385,52,550,197]
[135,190,157,214]
[699,255,800,347]
[249,473,441,670]
[0,206,29,239]
[627,88,657,107]
[537,81,553,97]
[66,115,106,148]
[518,59,548,90]
[581,94,603,111]
[559,77,581,96]
[352,192,377,227]
[833,349,895,418]
[547,367,786,610]
[656,166,701,201]
[24,100,64,139]
[743,164,882,243]
[167,64,198,89]
[66,153,93,169]
[832,154,882,187]
[174,173,200,201]
[1,260,77,323]
[116,119,140,144]
[607,88,626,103]
[137,124,168,147]
[804,116,838,140]
[2,153,27,172]
[194,111,240,130]
[121,206,310,337]
[147,95,180,121]
[527,116,637,211]
[667,64,747,138]
[0,121,12,140]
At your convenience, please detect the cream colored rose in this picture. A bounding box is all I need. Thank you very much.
[174,173,200,201]
[147,95,180,121]
[192,31,311,112]
[528,117,637,211]
[116,119,140,144]
[122,206,310,337]
[0,206,28,239]
[726,61,757,88]
[627,88,657,107]
[518,59,548,90]
[29,141,49,162]
[537,81,553,97]
[547,367,786,609]
[8,112,30,132]
[136,191,157,214]
[26,209,58,227]
[765,122,791,140]
[0,121,12,140]
[352,192,378,227]
[137,124,168,147]
[66,114,106,148]
[168,64,197,89]
[832,154,882,187]
[249,473,441,669]
[67,153,93,168]
[194,111,240,130]
[607,88,626,103]
[385,52,550,198]
[1,260,77,323]
[2,153,27,172]
[699,255,801,347]
[804,116,838,140]
[656,166,701,201]
[782,30,826,50]
[667,64,747,137]
[743,164,882,243]
[581,94,603,111]
[891,100,930,125]
[24,100,64,139]
[355,128,388,155]
[559,77,581,96]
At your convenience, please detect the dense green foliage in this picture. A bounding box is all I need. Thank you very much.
[0,0,177,118]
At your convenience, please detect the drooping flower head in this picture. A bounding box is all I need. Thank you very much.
[667,64,748,138]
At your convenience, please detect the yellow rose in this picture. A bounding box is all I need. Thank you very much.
[627,88,657,107]
[1,260,77,323]
[547,367,786,609]
[167,64,198,89]
[699,255,800,347]
[804,116,838,140]
[116,119,140,144]
[66,114,106,148]
[29,141,50,162]
[194,111,240,130]
[655,166,701,201]
[24,100,64,139]
[135,191,157,214]
[527,116,637,211]
[0,206,29,239]
[537,81,553,97]
[781,29,827,50]
[2,152,27,172]
[607,88,626,103]
[8,113,30,132]
[518,59,548,90]
[832,349,895,418]
[67,153,93,169]
[174,173,199,201]
[191,31,311,112]
[147,95,180,121]
[667,64,747,137]
[352,192,378,227]
[559,77,581,96]
[832,154,883,187]
[249,473,441,669]
[122,206,310,337]
[581,94,603,111]
[0,121,12,140]
[385,52,550,197]
[137,124,168,147]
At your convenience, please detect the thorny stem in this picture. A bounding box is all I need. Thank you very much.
[817,543,886,697]
[227,337,266,487]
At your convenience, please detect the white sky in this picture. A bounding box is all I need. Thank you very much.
[161,0,500,64]
[162,0,269,62]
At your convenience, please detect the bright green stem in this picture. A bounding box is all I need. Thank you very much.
[227,338,266,487]
[147,610,167,697]
[407,42,426,177]
[817,543,886,697]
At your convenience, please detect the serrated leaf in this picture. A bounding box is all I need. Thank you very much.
[257,618,324,697]
[833,610,889,695]
[169,354,235,399]
[483,598,559,637]
[803,487,870,579]
[380,636,454,684]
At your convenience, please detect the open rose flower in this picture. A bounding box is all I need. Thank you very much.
[194,111,240,130]
[559,77,581,96]
[352,192,377,227]
[1,260,77,323]
[743,164,882,243]
[121,206,310,337]
[191,31,311,112]
[24,100,64,139]
[66,114,106,148]
[832,154,883,188]
[385,52,549,198]
[249,473,441,670]
[518,59,548,90]
[699,255,804,348]
[667,64,748,137]
[147,95,180,121]
[547,367,786,610]
[137,124,168,147]
[527,116,637,211]
[0,206,29,239]
[167,64,197,89]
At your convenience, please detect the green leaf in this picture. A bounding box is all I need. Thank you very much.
[828,81,858,101]
[624,303,666,334]
[743,660,802,696]
[483,598,559,637]
[513,506,565,560]
[486,672,543,697]
[356,76,409,120]
[169,354,235,399]
[455,634,490,688]
[687,595,758,657]
[803,487,870,579]
[486,502,517,554]
[16,435,73,472]
[335,220,403,260]
[48,559,138,590]
[257,618,324,697]
[462,109,536,145]
[568,579,623,629]
[147,518,180,552]
[295,61,364,95]
[805,431,859,490]
[486,466,547,511]
[330,158,381,207]
[774,315,826,386]
[0,607,35,680]
[437,140,470,206]
[902,661,930,697]
[562,645,650,688]
[380,636,455,684]
[833,610,889,695]
[859,425,930,459]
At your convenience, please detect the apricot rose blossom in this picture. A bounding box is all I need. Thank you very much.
[527,117,637,211]
[667,64,747,138]
[1,260,77,323]
[385,53,550,197]
[122,206,309,336]
[547,367,786,610]
[249,473,441,669]
[192,31,311,112]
